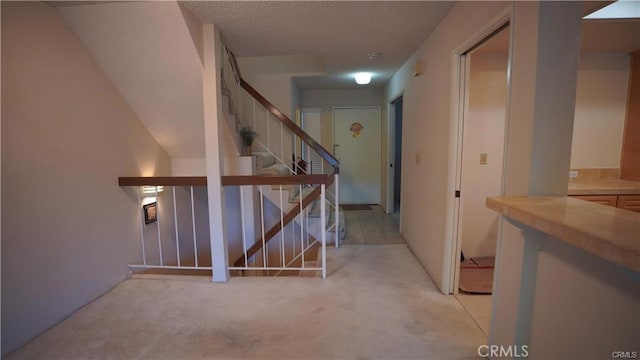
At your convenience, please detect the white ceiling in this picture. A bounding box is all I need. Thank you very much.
[180,1,455,89]
[50,1,454,160]
[49,1,637,162]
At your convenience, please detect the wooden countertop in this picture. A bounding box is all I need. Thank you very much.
[568,178,640,195]
[486,196,640,272]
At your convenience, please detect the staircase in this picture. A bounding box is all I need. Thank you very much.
[116,42,342,279]
[254,151,345,245]
[219,45,342,278]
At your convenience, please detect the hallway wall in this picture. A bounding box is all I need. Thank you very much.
[571,52,630,169]
[382,1,510,290]
[1,2,171,356]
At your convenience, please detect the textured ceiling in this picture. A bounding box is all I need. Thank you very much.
[180,1,455,89]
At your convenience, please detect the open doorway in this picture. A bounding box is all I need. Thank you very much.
[388,97,403,215]
[452,23,510,336]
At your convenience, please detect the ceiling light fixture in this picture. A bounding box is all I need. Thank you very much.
[355,72,372,85]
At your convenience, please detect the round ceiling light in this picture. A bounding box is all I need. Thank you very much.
[354,72,372,85]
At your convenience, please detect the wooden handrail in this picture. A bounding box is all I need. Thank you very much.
[239,79,340,173]
[223,47,339,172]
[232,171,336,267]
[221,174,331,186]
[118,176,207,186]
[233,185,323,267]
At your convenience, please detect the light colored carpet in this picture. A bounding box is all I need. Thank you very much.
[8,245,486,359]
[455,293,492,337]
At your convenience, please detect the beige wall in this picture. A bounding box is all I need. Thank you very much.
[383,2,510,290]
[460,50,508,259]
[238,55,324,119]
[571,52,630,169]
[1,2,171,356]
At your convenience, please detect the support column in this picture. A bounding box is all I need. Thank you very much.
[203,24,230,282]
[490,0,582,350]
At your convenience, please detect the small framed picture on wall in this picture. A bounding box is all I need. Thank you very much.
[143,202,157,224]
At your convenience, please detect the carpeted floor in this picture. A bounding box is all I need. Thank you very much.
[7,246,487,359]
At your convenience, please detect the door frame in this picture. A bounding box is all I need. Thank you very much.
[300,108,323,161]
[332,106,382,204]
[443,8,513,295]
[386,95,404,215]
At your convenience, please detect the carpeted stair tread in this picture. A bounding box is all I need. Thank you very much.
[254,151,276,170]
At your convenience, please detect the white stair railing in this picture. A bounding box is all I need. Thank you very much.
[118,178,213,273]
[222,175,332,277]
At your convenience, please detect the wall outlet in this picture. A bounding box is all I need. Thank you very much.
[480,153,488,165]
[569,170,578,178]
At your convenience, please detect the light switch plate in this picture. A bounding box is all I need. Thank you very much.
[480,153,488,165]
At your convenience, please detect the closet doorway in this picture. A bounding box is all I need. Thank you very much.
[451,23,510,336]
[387,97,404,215]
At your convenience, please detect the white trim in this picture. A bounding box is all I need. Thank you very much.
[386,103,394,214]
[386,95,404,215]
[442,7,513,295]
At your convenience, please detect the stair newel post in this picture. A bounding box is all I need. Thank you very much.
[321,184,327,279]
[334,173,339,248]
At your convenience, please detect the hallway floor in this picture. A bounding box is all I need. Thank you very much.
[8,244,487,359]
[342,205,405,245]
[455,293,492,336]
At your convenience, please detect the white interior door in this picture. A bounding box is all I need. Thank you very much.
[334,107,380,204]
